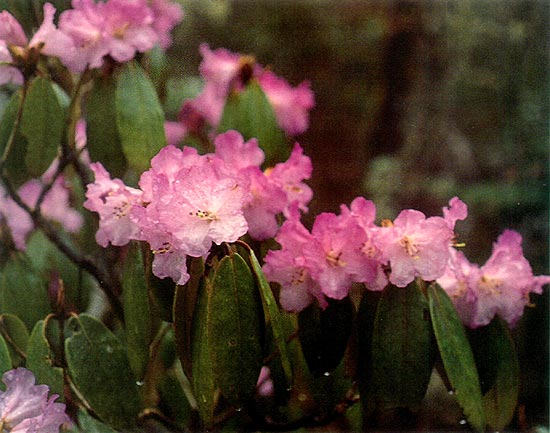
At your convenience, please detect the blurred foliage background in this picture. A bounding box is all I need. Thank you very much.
[165,0,548,429]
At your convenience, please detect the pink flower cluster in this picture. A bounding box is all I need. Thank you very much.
[0,122,87,251]
[263,195,549,328]
[0,0,183,83]
[0,177,83,251]
[84,130,312,285]
[437,230,550,328]
[263,197,467,312]
[0,368,71,433]
[166,44,315,142]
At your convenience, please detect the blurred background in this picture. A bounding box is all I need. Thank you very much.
[164,1,549,429]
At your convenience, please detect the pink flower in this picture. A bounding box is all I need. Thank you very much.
[258,70,315,136]
[0,368,71,433]
[149,0,184,49]
[263,207,327,312]
[57,0,158,72]
[0,4,72,84]
[256,366,274,397]
[339,197,388,291]
[0,175,83,251]
[83,162,143,247]
[266,143,313,217]
[438,230,550,328]
[374,209,454,287]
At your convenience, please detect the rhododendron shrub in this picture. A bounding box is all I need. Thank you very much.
[0,2,547,433]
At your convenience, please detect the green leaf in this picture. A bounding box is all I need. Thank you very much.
[428,283,485,432]
[247,249,292,384]
[190,276,217,425]
[21,77,66,176]
[468,319,519,431]
[173,257,204,379]
[122,242,152,381]
[369,283,435,409]
[115,61,166,173]
[26,231,92,313]
[26,319,65,401]
[0,90,28,186]
[65,314,140,430]
[299,298,353,377]
[86,74,127,178]
[0,254,50,330]
[71,410,120,433]
[218,80,287,164]
[0,334,12,377]
[207,253,263,406]
[0,313,29,367]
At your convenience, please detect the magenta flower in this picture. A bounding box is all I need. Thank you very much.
[0,368,71,433]
[83,162,143,247]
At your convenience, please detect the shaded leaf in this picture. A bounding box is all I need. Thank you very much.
[122,242,152,381]
[65,314,140,430]
[0,90,28,186]
[0,254,50,330]
[247,249,292,384]
[428,283,485,432]
[86,74,127,178]
[218,80,287,164]
[0,313,29,366]
[299,297,353,377]
[26,319,64,400]
[0,334,11,376]
[21,77,65,176]
[115,61,166,173]
[369,283,435,409]
[469,318,519,431]
[190,276,217,425]
[208,253,263,406]
[173,257,204,379]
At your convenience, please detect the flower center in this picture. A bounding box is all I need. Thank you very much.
[399,236,419,258]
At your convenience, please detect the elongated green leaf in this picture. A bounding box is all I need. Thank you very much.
[469,319,518,431]
[428,283,485,432]
[369,283,435,409]
[173,257,204,379]
[26,319,64,400]
[0,334,11,376]
[247,249,292,384]
[21,77,65,176]
[208,253,263,406]
[115,61,166,173]
[0,313,29,366]
[65,314,140,430]
[0,90,28,186]
[0,254,50,330]
[122,242,152,381]
[218,80,287,164]
[86,74,127,178]
[70,410,119,433]
[191,276,217,425]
